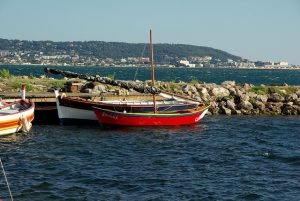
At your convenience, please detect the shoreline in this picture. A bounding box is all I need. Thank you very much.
[1,64,300,70]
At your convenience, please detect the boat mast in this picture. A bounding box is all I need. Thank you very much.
[150,29,156,113]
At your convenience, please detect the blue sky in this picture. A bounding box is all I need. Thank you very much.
[0,0,300,64]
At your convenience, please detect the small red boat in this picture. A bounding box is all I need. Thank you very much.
[93,106,209,126]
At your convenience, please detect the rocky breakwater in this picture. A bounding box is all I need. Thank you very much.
[59,79,300,116]
[176,81,300,115]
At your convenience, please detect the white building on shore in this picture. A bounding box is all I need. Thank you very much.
[179,60,196,67]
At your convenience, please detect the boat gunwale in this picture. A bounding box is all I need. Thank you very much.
[60,96,198,108]
[93,105,209,117]
[0,100,35,117]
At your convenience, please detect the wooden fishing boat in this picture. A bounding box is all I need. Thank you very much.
[0,85,35,136]
[93,30,209,126]
[54,90,199,125]
[93,105,209,126]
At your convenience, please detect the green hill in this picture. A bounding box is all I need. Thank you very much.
[0,38,241,63]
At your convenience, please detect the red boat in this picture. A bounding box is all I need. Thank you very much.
[93,106,209,126]
[93,30,209,126]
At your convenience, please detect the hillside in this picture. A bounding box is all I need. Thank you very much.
[0,38,241,63]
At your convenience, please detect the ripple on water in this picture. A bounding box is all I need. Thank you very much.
[0,116,299,200]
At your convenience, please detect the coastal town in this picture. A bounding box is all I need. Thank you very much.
[0,38,299,69]
[0,49,299,69]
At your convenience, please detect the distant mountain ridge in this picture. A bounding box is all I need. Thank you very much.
[0,38,241,63]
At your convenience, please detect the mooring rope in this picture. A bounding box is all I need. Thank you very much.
[0,158,14,201]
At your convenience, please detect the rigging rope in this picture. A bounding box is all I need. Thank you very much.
[133,42,148,81]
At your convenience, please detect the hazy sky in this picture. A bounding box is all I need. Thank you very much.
[0,0,300,64]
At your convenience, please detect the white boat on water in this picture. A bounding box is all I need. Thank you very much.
[0,85,35,136]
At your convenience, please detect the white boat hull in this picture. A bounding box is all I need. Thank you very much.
[54,91,97,125]
[0,101,35,136]
[57,104,97,124]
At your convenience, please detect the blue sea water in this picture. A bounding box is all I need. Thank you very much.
[0,116,299,200]
[0,65,300,200]
[2,65,300,85]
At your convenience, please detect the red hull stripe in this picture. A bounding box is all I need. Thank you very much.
[0,114,34,130]
[93,106,209,126]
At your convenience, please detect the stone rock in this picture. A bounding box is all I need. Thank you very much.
[221,81,236,90]
[285,93,298,102]
[256,95,268,103]
[241,109,252,115]
[248,92,257,99]
[182,85,197,93]
[228,88,237,96]
[190,85,197,93]
[238,100,253,110]
[204,83,217,91]
[238,94,250,102]
[282,105,299,115]
[199,87,209,96]
[293,98,300,106]
[296,90,300,97]
[198,87,210,101]
[92,84,106,93]
[226,99,236,110]
[252,101,265,111]
[238,87,247,94]
[182,85,189,93]
[210,87,230,97]
[194,83,202,89]
[161,83,169,89]
[209,101,219,115]
[265,102,283,114]
[252,108,261,115]
[241,83,252,91]
[268,93,284,102]
[232,109,242,115]
[221,106,232,115]
[221,80,236,86]
[191,93,199,99]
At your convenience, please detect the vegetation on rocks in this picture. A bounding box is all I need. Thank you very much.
[0,75,67,92]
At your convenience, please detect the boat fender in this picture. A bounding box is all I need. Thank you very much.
[20,116,32,133]
[61,93,67,98]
